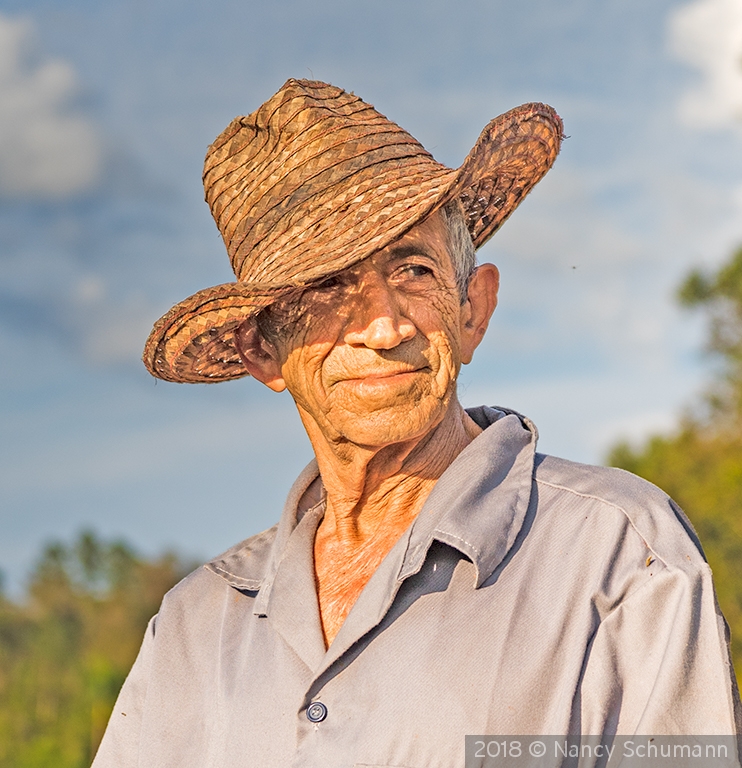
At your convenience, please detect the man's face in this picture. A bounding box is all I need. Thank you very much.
[250,209,486,449]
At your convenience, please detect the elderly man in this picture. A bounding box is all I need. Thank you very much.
[93,80,740,768]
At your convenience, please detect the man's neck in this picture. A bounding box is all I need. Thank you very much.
[300,399,482,647]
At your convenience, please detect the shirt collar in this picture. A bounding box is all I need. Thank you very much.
[205,459,321,591]
[399,406,537,587]
[205,406,537,591]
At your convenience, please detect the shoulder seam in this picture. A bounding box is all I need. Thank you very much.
[535,477,668,568]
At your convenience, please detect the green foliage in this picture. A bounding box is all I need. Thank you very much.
[677,246,742,422]
[0,531,190,768]
[610,245,742,680]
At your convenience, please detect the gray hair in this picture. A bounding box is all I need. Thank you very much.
[440,198,477,301]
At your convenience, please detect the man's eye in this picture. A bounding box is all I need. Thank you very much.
[314,275,342,291]
[401,264,434,279]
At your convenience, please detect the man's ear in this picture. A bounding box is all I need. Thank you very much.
[233,318,287,392]
[459,263,499,365]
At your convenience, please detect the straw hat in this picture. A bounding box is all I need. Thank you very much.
[143,79,563,384]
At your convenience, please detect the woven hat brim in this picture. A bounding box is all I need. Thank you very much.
[143,171,459,383]
[143,101,562,384]
[143,283,284,383]
[456,102,563,247]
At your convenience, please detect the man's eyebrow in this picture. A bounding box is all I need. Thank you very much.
[387,243,435,260]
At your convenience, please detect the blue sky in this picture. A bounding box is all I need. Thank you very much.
[1,0,742,594]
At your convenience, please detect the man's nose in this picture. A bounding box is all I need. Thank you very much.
[343,273,416,349]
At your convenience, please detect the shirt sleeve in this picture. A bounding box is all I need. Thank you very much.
[578,557,742,736]
[91,614,157,768]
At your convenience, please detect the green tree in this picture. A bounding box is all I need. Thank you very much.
[609,246,742,677]
[0,532,191,768]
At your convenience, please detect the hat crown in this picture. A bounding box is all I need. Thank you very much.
[202,79,442,288]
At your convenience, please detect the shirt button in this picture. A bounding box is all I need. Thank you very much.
[306,701,328,723]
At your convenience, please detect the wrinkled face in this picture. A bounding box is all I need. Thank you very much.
[256,209,474,448]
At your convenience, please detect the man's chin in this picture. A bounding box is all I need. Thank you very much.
[333,399,448,450]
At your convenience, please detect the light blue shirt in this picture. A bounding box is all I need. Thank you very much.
[93,407,741,768]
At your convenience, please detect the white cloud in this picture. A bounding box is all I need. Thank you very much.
[67,275,156,365]
[668,0,742,130]
[0,14,102,199]
[80,304,156,366]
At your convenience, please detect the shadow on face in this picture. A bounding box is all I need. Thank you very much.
[234,210,500,451]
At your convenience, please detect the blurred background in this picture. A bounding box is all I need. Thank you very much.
[2,0,742,763]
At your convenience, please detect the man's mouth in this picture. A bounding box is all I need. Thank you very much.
[340,366,427,383]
